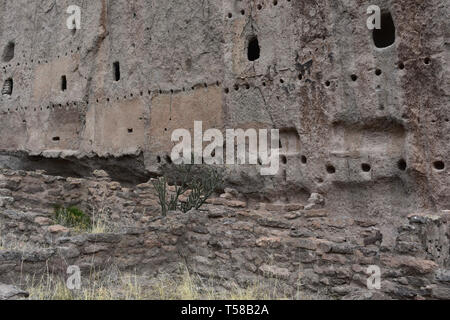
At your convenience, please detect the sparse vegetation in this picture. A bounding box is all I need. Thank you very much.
[53,205,91,232]
[52,204,120,234]
[153,161,223,216]
[152,176,188,216]
[24,265,315,300]
[90,214,110,234]
[179,167,222,213]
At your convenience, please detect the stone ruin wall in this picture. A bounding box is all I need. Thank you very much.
[0,169,449,299]
[0,0,449,299]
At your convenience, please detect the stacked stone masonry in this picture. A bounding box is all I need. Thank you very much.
[0,169,449,299]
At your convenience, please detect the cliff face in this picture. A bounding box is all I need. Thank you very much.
[0,0,449,300]
[0,2,448,217]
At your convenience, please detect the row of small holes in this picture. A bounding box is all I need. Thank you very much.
[324,58,431,87]
[1,47,82,71]
[228,0,287,18]
[0,80,222,109]
[324,159,445,175]
[223,75,308,93]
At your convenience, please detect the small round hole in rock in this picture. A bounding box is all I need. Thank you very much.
[361,163,371,172]
[326,165,336,174]
[281,155,287,164]
[301,155,307,164]
[397,159,407,171]
[375,69,382,76]
[351,74,358,81]
[433,161,445,171]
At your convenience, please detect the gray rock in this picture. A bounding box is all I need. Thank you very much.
[0,284,29,300]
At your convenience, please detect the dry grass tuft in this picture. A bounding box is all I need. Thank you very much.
[23,264,322,300]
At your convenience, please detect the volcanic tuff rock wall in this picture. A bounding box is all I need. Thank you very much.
[0,1,448,235]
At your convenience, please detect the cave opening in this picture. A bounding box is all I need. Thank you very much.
[398,159,407,171]
[326,164,336,174]
[61,75,67,91]
[2,78,13,96]
[373,11,396,48]
[433,161,445,171]
[247,36,260,61]
[113,61,120,81]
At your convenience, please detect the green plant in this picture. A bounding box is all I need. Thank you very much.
[152,176,188,217]
[53,205,91,231]
[152,162,223,216]
[179,167,222,213]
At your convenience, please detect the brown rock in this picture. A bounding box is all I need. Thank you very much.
[34,216,52,226]
[256,236,282,248]
[302,209,328,218]
[285,203,304,212]
[48,225,70,234]
[225,200,247,208]
[381,255,438,274]
[259,264,290,280]
[83,244,109,254]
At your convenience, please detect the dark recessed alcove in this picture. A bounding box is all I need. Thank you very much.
[2,42,15,62]
[326,165,336,174]
[361,163,372,172]
[61,75,67,91]
[2,78,13,95]
[247,36,260,61]
[113,61,120,81]
[373,11,396,48]
[398,159,407,171]
[433,161,445,171]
